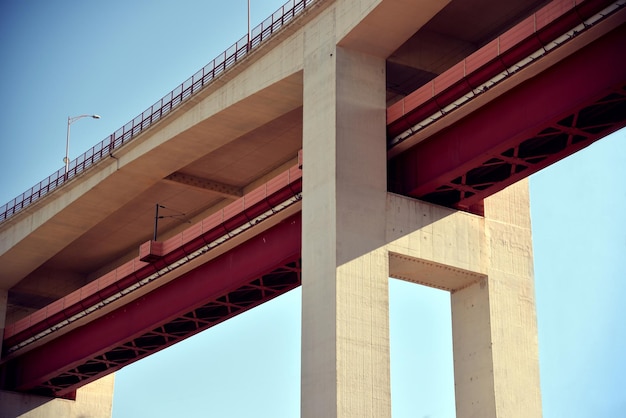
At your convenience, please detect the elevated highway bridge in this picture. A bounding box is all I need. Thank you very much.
[1,0,624,415]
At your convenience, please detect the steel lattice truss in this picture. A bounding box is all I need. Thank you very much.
[389,21,626,215]
[422,85,626,211]
[29,260,301,397]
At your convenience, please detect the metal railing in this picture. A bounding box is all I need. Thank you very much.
[0,0,317,224]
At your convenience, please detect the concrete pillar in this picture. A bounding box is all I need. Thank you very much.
[301,7,389,417]
[451,179,542,417]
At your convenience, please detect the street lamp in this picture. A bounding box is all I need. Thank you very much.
[65,114,101,175]
[247,0,251,48]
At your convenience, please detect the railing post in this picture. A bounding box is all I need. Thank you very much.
[1,0,314,224]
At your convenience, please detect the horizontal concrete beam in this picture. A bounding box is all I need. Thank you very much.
[164,172,243,199]
[389,252,484,292]
[385,193,486,285]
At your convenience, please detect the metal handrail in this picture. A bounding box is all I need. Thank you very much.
[0,0,316,224]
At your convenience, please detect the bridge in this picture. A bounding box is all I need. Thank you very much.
[1,0,625,416]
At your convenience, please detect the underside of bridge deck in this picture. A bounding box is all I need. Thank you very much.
[1,0,624,404]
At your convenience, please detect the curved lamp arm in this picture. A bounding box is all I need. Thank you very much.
[65,114,101,174]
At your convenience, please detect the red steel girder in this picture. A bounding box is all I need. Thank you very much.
[386,0,617,139]
[3,165,302,350]
[388,24,626,211]
[1,214,302,397]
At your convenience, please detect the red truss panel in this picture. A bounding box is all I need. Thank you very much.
[1,214,302,397]
[388,25,626,212]
[3,164,302,350]
[386,0,618,139]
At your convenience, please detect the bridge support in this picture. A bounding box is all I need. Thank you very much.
[384,181,541,417]
[300,7,541,416]
[451,181,542,417]
[301,19,390,416]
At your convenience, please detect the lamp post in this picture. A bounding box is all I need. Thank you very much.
[65,114,100,175]
[247,0,251,49]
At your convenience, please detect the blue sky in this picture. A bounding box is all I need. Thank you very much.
[1,1,624,417]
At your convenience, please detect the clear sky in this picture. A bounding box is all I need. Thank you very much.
[1,1,624,417]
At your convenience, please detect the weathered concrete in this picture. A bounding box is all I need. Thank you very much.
[301,16,391,416]
[386,192,486,289]
[385,181,541,417]
[300,1,541,416]
[0,374,115,418]
[479,179,541,417]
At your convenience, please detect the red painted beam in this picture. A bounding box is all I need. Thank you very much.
[2,214,302,394]
[386,0,617,138]
[389,24,626,209]
[3,165,302,350]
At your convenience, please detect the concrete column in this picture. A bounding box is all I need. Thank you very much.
[301,7,389,417]
[451,179,542,417]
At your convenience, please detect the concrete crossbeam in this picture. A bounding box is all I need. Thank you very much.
[164,172,243,199]
[386,192,486,285]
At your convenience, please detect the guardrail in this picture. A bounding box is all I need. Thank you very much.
[0,0,317,224]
